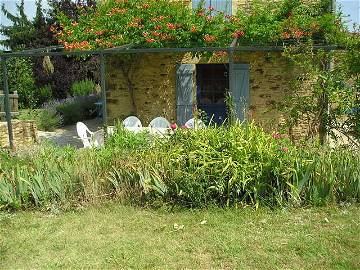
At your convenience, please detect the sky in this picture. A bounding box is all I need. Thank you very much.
[0,0,359,49]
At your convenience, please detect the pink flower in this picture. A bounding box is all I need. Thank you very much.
[272,133,281,139]
[170,123,177,130]
[181,125,188,129]
[281,147,289,153]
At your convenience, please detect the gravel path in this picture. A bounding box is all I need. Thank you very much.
[38,118,103,148]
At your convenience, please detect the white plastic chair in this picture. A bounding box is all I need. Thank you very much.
[185,118,206,129]
[123,116,142,128]
[76,122,94,148]
[149,117,171,137]
[76,122,104,148]
[149,117,171,129]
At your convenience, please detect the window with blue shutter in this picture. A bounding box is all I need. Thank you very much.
[231,64,249,122]
[176,64,195,125]
[192,0,232,15]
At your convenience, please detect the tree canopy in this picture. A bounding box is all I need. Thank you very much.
[57,0,348,50]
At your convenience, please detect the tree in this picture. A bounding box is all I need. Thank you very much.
[0,0,99,102]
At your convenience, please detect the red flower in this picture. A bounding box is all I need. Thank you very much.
[146,38,155,43]
[203,34,216,42]
[272,133,281,139]
[281,147,289,153]
[154,25,162,30]
[190,25,197,33]
[167,23,176,30]
[142,3,150,8]
[142,32,149,37]
[208,6,215,11]
[282,32,291,39]
[294,31,304,39]
[151,31,161,37]
[170,123,177,130]
[232,30,245,38]
[94,30,104,35]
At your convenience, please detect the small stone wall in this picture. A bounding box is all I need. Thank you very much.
[0,120,38,148]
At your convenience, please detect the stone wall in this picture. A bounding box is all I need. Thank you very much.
[106,52,303,133]
[106,53,182,124]
[0,120,38,149]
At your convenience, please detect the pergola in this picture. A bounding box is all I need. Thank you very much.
[1,41,338,149]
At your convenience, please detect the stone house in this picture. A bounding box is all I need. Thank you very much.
[106,0,298,133]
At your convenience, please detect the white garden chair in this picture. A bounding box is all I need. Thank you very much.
[185,118,206,129]
[149,117,171,136]
[76,122,104,148]
[123,116,143,133]
[123,116,142,128]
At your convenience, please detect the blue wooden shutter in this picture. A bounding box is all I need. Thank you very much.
[193,0,232,15]
[211,0,232,15]
[176,64,195,125]
[192,0,211,10]
[232,64,250,122]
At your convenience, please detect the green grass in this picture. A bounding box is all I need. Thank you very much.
[1,204,359,269]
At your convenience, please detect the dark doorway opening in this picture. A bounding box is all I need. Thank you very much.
[196,64,229,125]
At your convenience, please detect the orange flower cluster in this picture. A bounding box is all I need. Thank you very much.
[94,30,105,35]
[64,40,91,50]
[232,30,245,38]
[203,34,216,42]
[127,17,143,28]
[190,25,197,33]
[282,30,311,39]
[95,39,114,47]
[110,34,124,40]
[150,16,166,22]
[107,7,127,16]
[167,23,176,30]
[213,51,228,57]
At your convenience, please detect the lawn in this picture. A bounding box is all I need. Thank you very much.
[1,204,359,269]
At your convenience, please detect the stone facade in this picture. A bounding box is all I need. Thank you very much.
[0,120,38,149]
[106,52,300,132]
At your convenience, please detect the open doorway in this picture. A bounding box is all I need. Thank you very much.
[196,64,229,125]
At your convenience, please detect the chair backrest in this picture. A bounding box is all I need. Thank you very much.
[76,122,93,148]
[149,117,171,129]
[123,116,142,128]
[185,118,206,129]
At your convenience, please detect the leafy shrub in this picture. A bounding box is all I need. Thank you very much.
[37,84,53,106]
[54,96,97,125]
[71,79,96,96]
[105,124,151,151]
[0,57,37,108]
[18,108,62,131]
[0,124,359,210]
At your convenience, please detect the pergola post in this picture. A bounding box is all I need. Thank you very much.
[1,56,14,149]
[100,53,107,124]
[228,38,238,124]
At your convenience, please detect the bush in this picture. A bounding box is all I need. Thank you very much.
[71,79,96,97]
[18,108,62,131]
[0,57,37,108]
[0,124,359,210]
[37,84,53,106]
[54,96,98,125]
